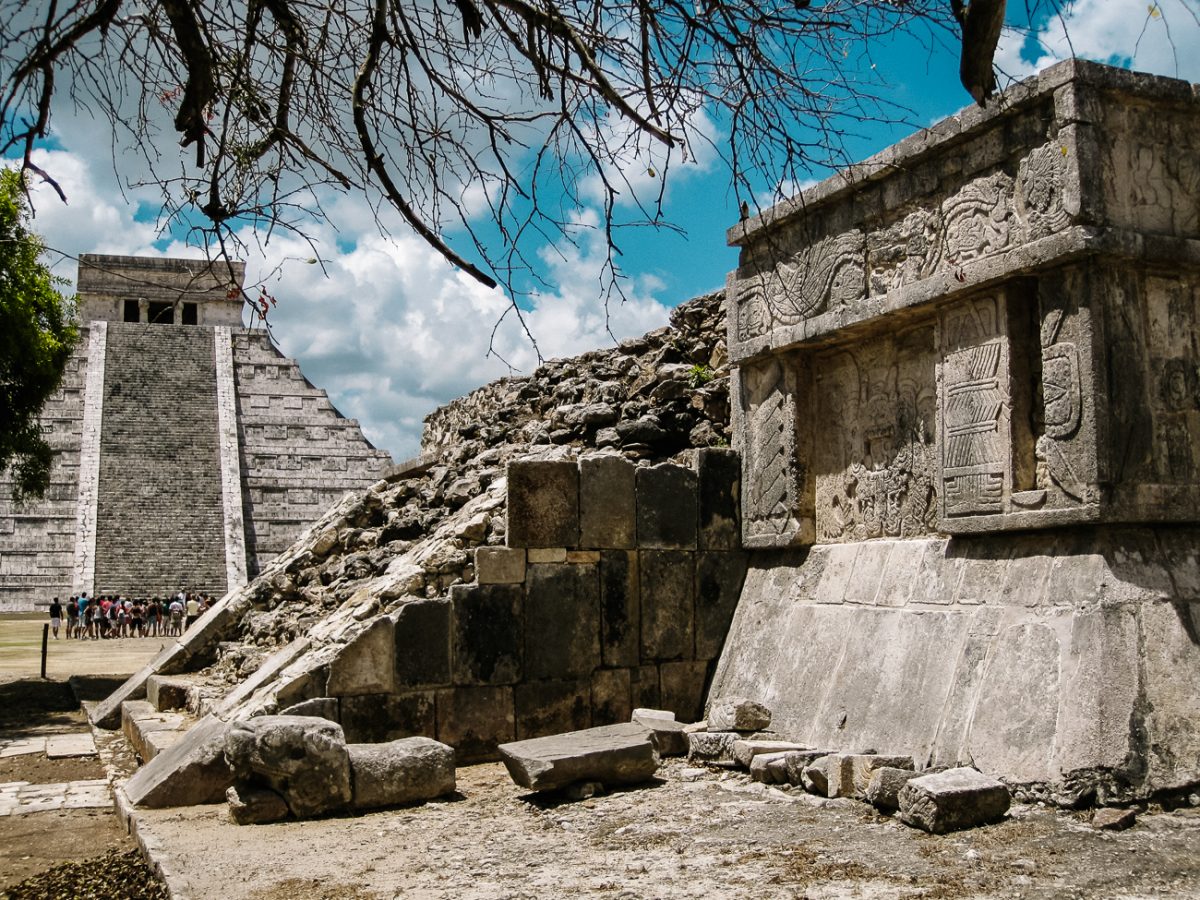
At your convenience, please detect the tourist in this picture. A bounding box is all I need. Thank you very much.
[146,598,160,637]
[185,593,200,630]
[49,597,63,639]
[66,596,79,639]
[168,596,184,636]
[90,600,103,639]
[130,600,144,637]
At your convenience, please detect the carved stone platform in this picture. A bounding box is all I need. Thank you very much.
[718,60,1200,800]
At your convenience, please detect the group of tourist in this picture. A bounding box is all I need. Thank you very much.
[46,591,215,640]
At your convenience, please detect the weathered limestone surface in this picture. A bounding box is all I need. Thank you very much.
[718,61,1200,803]
[898,767,1011,833]
[347,736,456,810]
[224,715,352,818]
[123,714,231,808]
[498,722,659,791]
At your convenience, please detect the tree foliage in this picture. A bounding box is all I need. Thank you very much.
[0,1,976,313]
[0,167,78,502]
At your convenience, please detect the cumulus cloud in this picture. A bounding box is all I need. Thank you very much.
[11,119,677,462]
[996,0,1200,84]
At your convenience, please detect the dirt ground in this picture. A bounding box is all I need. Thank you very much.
[0,618,163,896]
[3,614,1199,899]
[0,613,171,682]
[127,758,1200,900]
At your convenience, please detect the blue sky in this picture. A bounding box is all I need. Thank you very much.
[12,0,1200,459]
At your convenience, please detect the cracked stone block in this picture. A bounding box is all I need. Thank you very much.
[348,736,456,810]
[707,698,772,732]
[686,731,738,766]
[898,767,1011,833]
[506,459,580,548]
[580,455,636,548]
[498,722,659,791]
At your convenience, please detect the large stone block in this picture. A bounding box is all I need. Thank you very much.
[636,464,698,549]
[327,617,395,696]
[146,676,190,712]
[686,731,738,766]
[224,716,352,819]
[515,679,592,740]
[640,550,695,661]
[600,550,639,668]
[697,448,741,550]
[348,737,456,810]
[591,668,632,725]
[436,685,515,762]
[124,714,231,808]
[498,722,659,791]
[579,455,636,548]
[475,547,527,584]
[708,697,771,732]
[394,597,452,687]
[630,665,661,710]
[506,459,580,548]
[340,691,436,744]
[524,562,600,680]
[694,551,748,659]
[659,659,709,722]
[898,767,1011,833]
[451,584,522,685]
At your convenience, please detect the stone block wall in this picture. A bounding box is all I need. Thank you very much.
[0,334,89,609]
[230,330,394,577]
[312,449,746,761]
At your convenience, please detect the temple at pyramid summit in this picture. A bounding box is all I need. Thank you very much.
[0,254,393,611]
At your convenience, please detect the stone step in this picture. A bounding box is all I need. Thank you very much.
[121,700,192,763]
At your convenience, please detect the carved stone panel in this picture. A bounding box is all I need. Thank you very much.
[812,326,939,542]
[740,358,807,546]
[938,296,1011,517]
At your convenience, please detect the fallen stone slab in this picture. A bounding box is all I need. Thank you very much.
[1092,807,1137,831]
[227,784,290,825]
[124,714,232,808]
[866,767,923,812]
[686,731,738,766]
[348,737,456,810]
[632,708,675,721]
[707,698,771,733]
[631,712,689,756]
[0,738,46,759]
[898,767,1011,834]
[224,716,352,818]
[732,740,810,770]
[45,733,97,759]
[498,722,659,792]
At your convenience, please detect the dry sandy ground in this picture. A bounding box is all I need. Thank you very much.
[124,758,1200,900]
[0,613,171,682]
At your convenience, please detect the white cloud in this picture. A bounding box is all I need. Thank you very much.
[997,0,1200,85]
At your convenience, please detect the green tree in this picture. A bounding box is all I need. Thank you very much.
[0,168,78,502]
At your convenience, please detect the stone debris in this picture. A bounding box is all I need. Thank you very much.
[898,767,1011,834]
[782,750,836,787]
[707,698,771,733]
[865,766,923,812]
[686,731,739,766]
[348,736,456,810]
[1092,807,1138,831]
[224,715,352,819]
[731,739,809,770]
[800,753,913,799]
[498,722,660,792]
[749,752,792,784]
[631,711,689,757]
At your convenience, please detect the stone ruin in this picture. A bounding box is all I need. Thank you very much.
[93,60,1198,824]
[0,255,393,609]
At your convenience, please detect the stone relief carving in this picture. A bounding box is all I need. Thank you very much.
[732,141,1074,351]
[742,359,799,540]
[814,330,938,542]
[1033,308,1089,504]
[1016,143,1072,240]
[734,231,865,342]
[939,296,1010,516]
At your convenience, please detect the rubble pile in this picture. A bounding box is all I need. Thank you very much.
[204,290,730,676]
